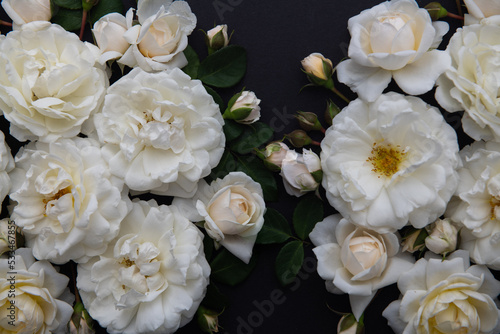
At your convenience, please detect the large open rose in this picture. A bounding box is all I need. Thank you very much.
[95,67,225,197]
[77,200,210,334]
[0,22,108,142]
[336,0,450,101]
[383,250,500,334]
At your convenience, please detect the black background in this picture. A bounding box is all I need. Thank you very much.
[0,1,480,333]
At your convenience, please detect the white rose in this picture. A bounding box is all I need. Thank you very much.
[228,91,261,124]
[424,218,458,255]
[336,0,450,102]
[9,138,131,264]
[206,24,229,50]
[280,149,321,197]
[464,0,500,24]
[77,200,210,334]
[259,141,290,170]
[173,172,265,264]
[446,140,500,269]
[383,250,500,334]
[321,92,460,233]
[92,11,130,63]
[436,20,500,142]
[0,22,108,142]
[0,131,14,213]
[1,0,51,28]
[95,67,225,197]
[0,248,73,333]
[119,0,196,71]
[301,52,333,81]
[310,214,414,320]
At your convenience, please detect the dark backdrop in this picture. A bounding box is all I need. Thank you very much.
[0,1,473,333]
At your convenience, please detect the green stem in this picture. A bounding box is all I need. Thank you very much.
[330,86,350,104]
[79,10,88,41]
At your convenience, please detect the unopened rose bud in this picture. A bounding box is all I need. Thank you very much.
[70,302,94,334]
[280,149,321,196]
[92,13,129,62]
[301,53,334,88]
[256,141,290,171]
[82,0,100,11]
[424,2,448,20]
[401,227,427,253]
[286,129,312,148]
[337,313,365,334]
[196,306,221,333]
[223,91,261,124]
[296,111,323,132]
[206,25,229,52]
[425,218,458,255]
[325,99,341,126]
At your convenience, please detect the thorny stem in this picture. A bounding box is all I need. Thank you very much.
[79,10,88,41]
[311,140,321,146]
[0,20,12,27]
[330,86,350,104]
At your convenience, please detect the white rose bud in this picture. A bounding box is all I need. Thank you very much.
[92,12,130,63]
[224,91,261,124]
[337,313,364,334]
[302,52,333,82]
[280,149,321,197]
[257,141,290,171]
[401,228,427,253]
[1,0,51,28]
[206,24,229,51]
[425,218,458,255]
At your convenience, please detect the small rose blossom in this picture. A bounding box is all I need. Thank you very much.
[281,149,321,197]
[383,250,500,334]
[302,53,333,81]
[424,218,458,255]
[336,0,450,101]
[224,91,261,124]
[92,11,130,63]
[258,141,290,171]
[173,172,266,264]
[206,24,229,51]
[1,0,51,28]
[401,228,426,253]
[337,313,364,334]
[464,0,500,24]
[310,214,414,320]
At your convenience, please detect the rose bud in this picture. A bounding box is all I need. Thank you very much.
[82,0,100,11]
[256,141,290,171]
[206,24,229,52]
[69,302,95,334]
[196,306,221,333]
[325,99,341,126]
[401,228,427,254]
[301,53,334,87]
[425,218,458,255]
[296,111,323,132]
[424,2,449,20]
[92,12,129,63]
[223,91,261,124]
[286,129,312,148]
[337,313,365,334]
[1,0,51,28]
[280,149,321,197]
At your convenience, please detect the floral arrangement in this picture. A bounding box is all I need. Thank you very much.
[0,0,500,333]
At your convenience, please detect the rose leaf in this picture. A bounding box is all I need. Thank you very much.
[182,45,200,79]
[208,149,237,182]
[198,45,247,88]
[52,0,82,10]
[275,240,304,286]
[230,122,273,155]
[234,155,278,202]
[210,248,258,286]
[89,0,123,24]
[256,208,293,245]
[51,7,82,31]
[293,194,324,240]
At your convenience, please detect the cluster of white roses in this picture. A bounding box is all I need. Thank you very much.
[0,0,266,333]
[304,0,500,333]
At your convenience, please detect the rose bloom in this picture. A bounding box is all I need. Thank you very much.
[206,24,229,50]
[9,138,131,264]
[383,250,500,334]
[436,18,500,142]
[0,22,108,142]
[95,67,225,197]
[173,172,265,264]
[92,12,130,63]
[119,0,196,71]
[1,0,51,28]
[336,0,450,102]
[0,248,73,333]
[321,92,460,232]
[77,200,210,334]
[464,0,500,24]
[229,91,261,124]
[310,214,414,320]
[301,53,333,81]
[0,131,14,214]
[446,140,500,269]
[280,149,321,197]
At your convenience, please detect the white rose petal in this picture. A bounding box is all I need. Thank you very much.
[0,248,73,333]
[95,67,224,197]
[9,138,131,264]
[383,250,500,334]
[93,11,130,64]
[0,22,108,142]
[77,200,210,334]
[337,0,450,101]
[310,214,414,320]
[1,0,51,28]
[321,92,460,232]
[464,0,500,24]
[0,131,14,214]
[280,149,320,197]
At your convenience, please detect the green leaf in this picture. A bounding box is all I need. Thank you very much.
[198,45,247,88]
[230,122,274,155]
[256,208,292,244]
[52,0,82,9]
[182,45,200,79]
[201,284,229,312]
[89,0,123,23]
[235,155,278,202]
[51,7,82,31]
[293,194,324,240]
[275,241,304,286]
[210,248,258,286]
[223,119,245,143]
[209,149,236,181]
[204,85,225,112]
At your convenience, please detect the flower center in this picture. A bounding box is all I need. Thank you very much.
[378,12,407,31]
[43,186,72,212]
[367,142,407,178]
[490,196,500,220]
